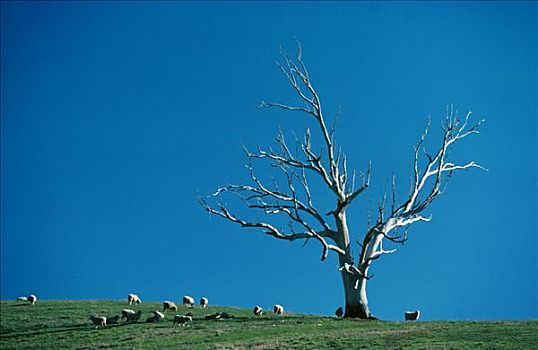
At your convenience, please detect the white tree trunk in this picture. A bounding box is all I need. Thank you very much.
[339,263,373,319]
[335,211,375,319]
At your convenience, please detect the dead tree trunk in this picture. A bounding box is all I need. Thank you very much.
[333,210,374,318]
[340,262,372,319]
[200,44,485,319]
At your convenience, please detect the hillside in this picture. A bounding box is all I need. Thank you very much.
[1,300,536,349]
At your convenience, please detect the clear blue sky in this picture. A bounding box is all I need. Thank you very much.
[1,2,536,321]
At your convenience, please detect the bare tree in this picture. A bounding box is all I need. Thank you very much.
[199,45,485,319]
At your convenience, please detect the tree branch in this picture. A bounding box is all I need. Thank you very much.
[259,44,371,203]
[199,196,343,261]
[199,145,346,261]
[356,106,486,272]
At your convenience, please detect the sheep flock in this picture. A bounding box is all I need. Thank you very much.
[83,293,289,329]
[14,292,290,330]
[12,292,420,329]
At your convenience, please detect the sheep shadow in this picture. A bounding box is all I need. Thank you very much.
[1,303,32,308]
[105,321,142,329]
[199,315,307,323]
[1,323,89,339]
[1,321,146,340]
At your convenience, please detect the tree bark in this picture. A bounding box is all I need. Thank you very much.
[334,211,375,319]
[339,258,375,319]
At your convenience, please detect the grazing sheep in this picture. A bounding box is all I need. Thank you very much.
[89,315,106,329]
[146,316,156,323]
[219,312,231,319]
[404,310,420,321]
[128,293,141,305]
[335,307,344,318]
[28,295,37,306]
[204,312,221,321]
[204,311,231,320]
[146,311,165,323]
[200,297,208,308]
[106,315,120,325]
[16,296,28,301]
[153,310,165,319]
[173,315,192,326]
[183,295,194,307]
[273,304,284,315]
[163,300,178,312]
[253,305,263,316]
[121,309,136,321]
[125,310,142,322]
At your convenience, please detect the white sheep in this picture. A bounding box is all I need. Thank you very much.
[204,312,221,321]
[121,309,136,321]
[89,315,106,328]
[127,293,141,305]
[125,310,142,322]
[200,297,208,308]
[182,295,194,307]
[28,295,37,306]
[273,304,284,315]
[163,300,178,312]
[219,311,231,319]
[146,310,165,323]
[16,296,28,302]
[173,314,192,326]
[404,310,420,321]
[253,305,263,316]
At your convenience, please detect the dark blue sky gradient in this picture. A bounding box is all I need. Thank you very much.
[1,2,536,320]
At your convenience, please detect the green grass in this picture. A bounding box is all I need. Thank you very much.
[1,300,537,349]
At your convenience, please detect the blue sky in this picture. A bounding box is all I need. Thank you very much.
[1,2,536,321]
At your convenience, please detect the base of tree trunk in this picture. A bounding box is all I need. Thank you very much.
[344,303,378,320]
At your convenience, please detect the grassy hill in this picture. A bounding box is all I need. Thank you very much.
[1,300,536,349]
